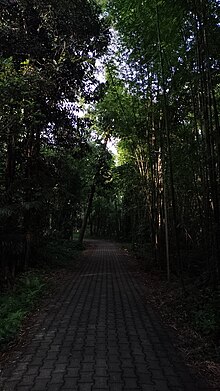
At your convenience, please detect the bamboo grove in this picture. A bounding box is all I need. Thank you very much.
[0,0,220,288]
[92,0,220,283]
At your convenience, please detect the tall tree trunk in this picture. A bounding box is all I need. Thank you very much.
[155,3,182,283]
[78,182,96,245]
[78,135,110,245]
[194,0,220,281]
[5,133,15,192]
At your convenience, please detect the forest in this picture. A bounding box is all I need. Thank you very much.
[0,0,220,377]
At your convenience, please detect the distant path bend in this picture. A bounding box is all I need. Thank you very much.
[0,240,206,391]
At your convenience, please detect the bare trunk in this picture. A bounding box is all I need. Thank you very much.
[155,3,182,283]
[78,183,96,245]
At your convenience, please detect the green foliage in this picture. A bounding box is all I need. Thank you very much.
[191,288,220,336]
[193,309,217,335]
[0,273,44,345]
[33,239,81,269]
[92,0,220,283]
[0,0,110,280]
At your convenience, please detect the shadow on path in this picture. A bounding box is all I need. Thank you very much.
[0,240,211,390]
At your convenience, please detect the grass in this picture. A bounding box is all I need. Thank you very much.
[0,272,45,347]
[190,286,220,338]
[0,238,83,348]
[33,238,82,269]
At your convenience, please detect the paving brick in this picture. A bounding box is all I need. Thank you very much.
[109,363,121,372]
[109,384,124,391]
[108,354,121,363]
[0,240,204,391]
[151,369,166,380]
[167,376,184,387]
[109,372,123,382]
[139,386,155,391]
[153,379,170,391]
[95,367,108,376]
[56,357,69,364]
[30,358,44,366]
[16,363,28,371]
[38,368,53,378]
[123,368,136,378]
[147,361,162,370]
[47,385,62,391]
[79,373,93,382]
[19,375,36,385]
[82,355,95,363]
[54,363,67,373]
[93,376,108,388]
[96,359,107,368]
[124,378,139,388]
[121,359,134,368]
[40,360,55,369]
[2,381,18,390]
[46,352,59,360]
[81,363,94,372]
[65,367,79,377]
[138,373,153,384]
[33,378,50,387]
[69,358,81,367]
[50,373,65,383]
[78,383,93,391]
[5,372,23,382]
[135,364,148,374]
[63,377,78,387]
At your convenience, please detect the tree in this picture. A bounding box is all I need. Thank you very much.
[78,137,113,245]
[0,0,109,284]
[92,0,220,282]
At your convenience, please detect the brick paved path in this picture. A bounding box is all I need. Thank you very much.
[0,240,208,391]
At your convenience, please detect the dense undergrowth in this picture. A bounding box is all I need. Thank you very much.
[124,242,220,344]
[126,245,220,385]
[142,272,220,386]
[32,238,82,269]
[153,276,220,358]
[0,272,44,347]
[161,276,219,346]
[190,286,220,341]
[0,239,81,348]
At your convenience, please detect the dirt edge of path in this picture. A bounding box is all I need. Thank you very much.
[123,248,220,390]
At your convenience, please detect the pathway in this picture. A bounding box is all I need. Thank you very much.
[0,241,209,390]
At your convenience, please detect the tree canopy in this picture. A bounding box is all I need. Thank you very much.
[0,0,110,283]
[1,0,220,289]
[92,0,220,285]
